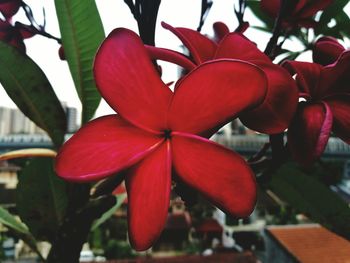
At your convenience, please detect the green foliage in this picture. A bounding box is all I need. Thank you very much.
[91,193,127,231]
[246,0,274,29]
[0,42,67,148]
[16,158,68,242]
[54,0,104,123]
[315,0,350,38]
[269,162,350,239]
[104,240,135,260]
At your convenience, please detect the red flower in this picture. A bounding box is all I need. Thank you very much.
[55,29,268,250]
[0,0,22,19]
[284,50,350,166]
[0,19,25,52]
[260,0,333,28]
[146,22,298,134]
[313,36,345,66]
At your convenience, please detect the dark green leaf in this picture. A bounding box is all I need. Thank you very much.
[246,0,274,29]
[54,0,104,123]
[318,0,349,28]
[17,158,68,242]
[0,42,67,148]
[91,194,127,231]
[269,162,350,240]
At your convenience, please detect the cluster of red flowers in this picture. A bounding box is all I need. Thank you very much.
[55,0,347,251]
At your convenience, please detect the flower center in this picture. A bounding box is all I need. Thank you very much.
[163,129,172,139]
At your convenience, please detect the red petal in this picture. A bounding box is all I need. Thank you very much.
[318,51,350,97]
[0,0,21,18]
[215,33,271,63]
[213,22,230,43]
[168,59,267,136]
[126,141,171,251]
[260,0,280,18]
[94,28,172,133]
[55,115,163,182]
[145,45,196,71]
[240,62,298,134]
[313,37,344,66]
[288,102,333,166]
[171,132,256,217]
[325,95,350,144]
[161,21,217,64]
[282,60,322,97]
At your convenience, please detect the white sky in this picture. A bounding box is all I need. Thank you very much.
[1,0,347,119]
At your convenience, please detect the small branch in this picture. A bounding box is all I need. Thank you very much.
[15,22,62,44]
[264,0,287,58]
[234,0,246,31]
[197,0,213,32]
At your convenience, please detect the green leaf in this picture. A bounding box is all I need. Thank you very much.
[0,42,67,148]
[54,0,104,123]
[0,206,44,261]
[246,0,274,29]
[17,158,68,242]
[91,194,127,231]
[269,162,350,240]
[0,206,29,234]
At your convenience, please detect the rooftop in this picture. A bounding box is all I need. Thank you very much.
[266,224,350,263]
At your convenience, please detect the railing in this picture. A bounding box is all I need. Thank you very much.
[0,133,350,158]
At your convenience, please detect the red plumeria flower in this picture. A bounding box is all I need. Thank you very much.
[146,22,298,134]
[261,0,333,28]
[0,0,22,19]
[55,28,268,250]
[284,51,350,166]
[313,36,345,66]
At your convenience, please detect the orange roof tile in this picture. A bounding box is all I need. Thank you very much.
[267,224,350,263]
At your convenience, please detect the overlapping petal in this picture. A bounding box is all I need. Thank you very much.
[171,132,256,217]
[168,59,267,136]
[240,62,298,133]
[213,22,230,42]
[288,102,333,166]
[216,33,298,133]
[94,28,173,133]
[161,22,217,64]
[283,60,322,97]
[55,115,164,182]
[313,37,344,66]
[318,52,350,97]
[145,45,196,71]
[215,33,271,63]
[325,95,350,144]
[126,141,171,251]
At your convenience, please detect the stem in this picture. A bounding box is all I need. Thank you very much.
[124,0,161,46]
[263,0,289,175]
[47,195,116,263]
[264,0,287,58]
[234,0,246,30]
[197,0,213,32]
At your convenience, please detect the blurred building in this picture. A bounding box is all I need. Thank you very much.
[0,105,79,135]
